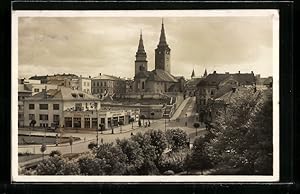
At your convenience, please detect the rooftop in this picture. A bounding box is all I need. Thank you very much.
[26,87,100,101]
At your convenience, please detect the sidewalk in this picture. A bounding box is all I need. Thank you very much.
[170,97,191,121]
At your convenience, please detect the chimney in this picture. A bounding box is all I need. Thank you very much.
[213,71,216,74]
[251,71,254,74]
[99,73,102,76]
[238,71,240,74]
[89,75,91,78]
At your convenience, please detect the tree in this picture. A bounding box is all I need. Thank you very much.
[193,122,200,136]
[94,143,127,175]
[61,159,80,175]
[49,150,62,157]
[144,129,168,163]
[165,128,188,151]
[40,143,47,160]
[78,153,106,175]
[206,89,273,175]
[187,136,213,174]
[69,136,74,154]
[116,138,144,174]
[36,155,65,175]
[88,142,98,150]
[129,117,135,129]
[158,149,189,173]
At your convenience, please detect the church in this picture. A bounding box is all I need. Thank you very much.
[133,20,185,94]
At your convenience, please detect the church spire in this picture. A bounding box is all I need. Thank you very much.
[137,29,145,52]
[191,69,195,79]
[203,69,208,77]
[159,18,167,45]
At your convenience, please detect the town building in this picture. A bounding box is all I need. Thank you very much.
[18,83,32,127]
[133,21,185,94]
[184,69,207,97]
[91,73,126,98]
[195,71,256,124]
[23,87,137,130]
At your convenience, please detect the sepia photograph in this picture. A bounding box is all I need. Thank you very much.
[11,10,279,182]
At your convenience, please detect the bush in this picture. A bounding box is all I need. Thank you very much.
[49,150,62,157]
[166,128,188,151]
[36,155,65,175]
[78,154,106,175]
[88,142,98,150]
[158,150,189,173]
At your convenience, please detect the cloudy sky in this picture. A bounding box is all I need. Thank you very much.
[18,14,275,79]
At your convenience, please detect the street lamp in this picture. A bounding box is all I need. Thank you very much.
[164,104,167,132]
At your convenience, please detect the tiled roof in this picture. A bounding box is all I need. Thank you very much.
[134,69,178,82]
[27,87,99,101]
[150,69,178,82]
[197,73,255,87]
[92,74,123,81]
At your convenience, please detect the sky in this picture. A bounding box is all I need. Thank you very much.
[18,15,275,79]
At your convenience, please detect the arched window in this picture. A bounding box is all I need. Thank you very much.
[142,81,145,89]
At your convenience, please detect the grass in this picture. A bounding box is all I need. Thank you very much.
[18,134,80,145]
[18,153,45,163]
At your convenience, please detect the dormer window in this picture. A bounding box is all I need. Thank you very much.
[71,93,77,98]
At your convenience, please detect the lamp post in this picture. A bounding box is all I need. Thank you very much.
[164,104,167,132]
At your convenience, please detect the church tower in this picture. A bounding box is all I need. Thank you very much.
[135,30,148,75]
[155,19,171,73]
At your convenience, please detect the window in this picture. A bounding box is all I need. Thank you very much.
[92,118,98,128]
[100,82,103,87]
[142,81,145,89]
[84,82,86,86]
[39,114,48,121]
[29,114,35,120]
[84,118,90,128]
[53,104,59,110]
[39,104,48,110]
[53,114,60,125]
[73,117,81,128]
[34,88,39,92]
[104,82,106,87]
[87,82,89,86]
[71,93,77,98]
[75,103,82,111]
[29,104,35,110]
[79,93,84,98]
[65,117,72,127]
[53,114,60,122]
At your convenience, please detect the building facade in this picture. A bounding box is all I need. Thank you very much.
[23,87,101,128]
[195,71,256,124]
[91,73,126,97]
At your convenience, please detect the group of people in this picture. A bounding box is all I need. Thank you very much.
[138,120,151,128]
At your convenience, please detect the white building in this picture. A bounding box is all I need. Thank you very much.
[23,87,101,128]
[23,87,139,130]
[78,76,92,94]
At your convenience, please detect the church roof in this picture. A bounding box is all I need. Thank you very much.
[134,69,178,82]
[151,69,178,82]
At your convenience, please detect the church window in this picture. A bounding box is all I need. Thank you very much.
[142,81,145,89]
